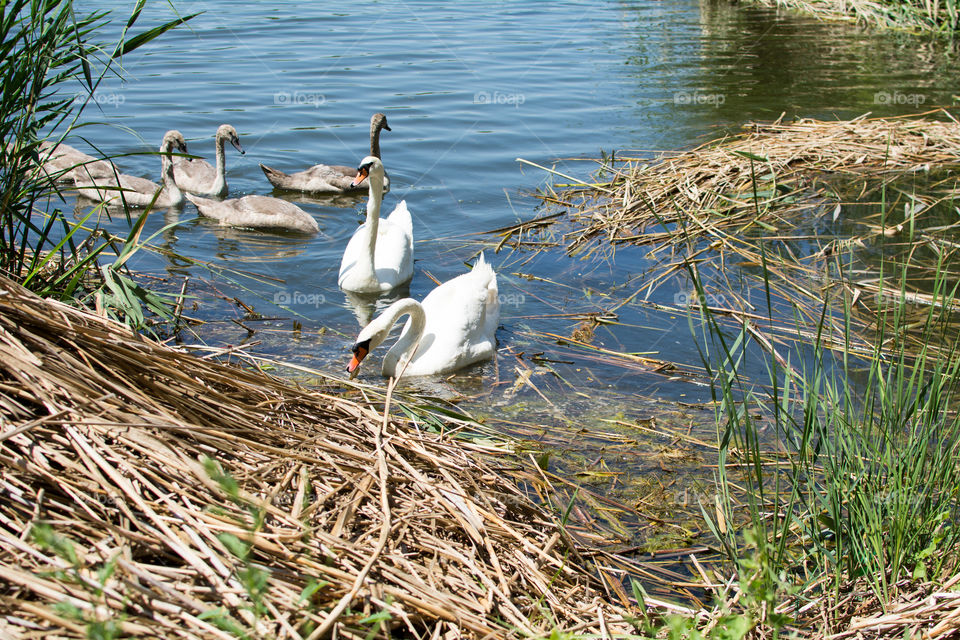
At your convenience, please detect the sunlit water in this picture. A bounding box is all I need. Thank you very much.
[60,1,959,450]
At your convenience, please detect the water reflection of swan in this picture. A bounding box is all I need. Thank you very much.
[186,193,320,234]
[342,285,410,328]
[348,253,499,378]
[73,131,187,208]
[338,156,412,293]
[259,113,391,193]
[267,189,366,210]
[174,124,245,197]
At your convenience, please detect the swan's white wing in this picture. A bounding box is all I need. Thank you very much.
[338,223,372,286]
[402,261,499,375]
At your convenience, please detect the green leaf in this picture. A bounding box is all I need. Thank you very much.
[217,532,249,560]
[111,12,202,58]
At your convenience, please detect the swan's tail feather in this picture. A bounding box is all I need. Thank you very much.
[185,193,221,220]
[473,252,498,301]
[259,163,290,188]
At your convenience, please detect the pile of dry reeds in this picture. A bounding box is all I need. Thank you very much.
[0,275,637,639]
[561,112,960,255]
[813,573,960,639]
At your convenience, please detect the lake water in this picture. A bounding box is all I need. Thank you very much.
[60,0,960,515]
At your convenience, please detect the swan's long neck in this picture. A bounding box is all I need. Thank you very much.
[160,147,183,205]
[358,171,385,285]
[370,121,383,159]
[382,299,427,375]
[211,133,227,193]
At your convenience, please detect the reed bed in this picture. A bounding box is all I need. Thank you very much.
[513,113,960,363]
[557,113,960,255]
[0,274,639,639]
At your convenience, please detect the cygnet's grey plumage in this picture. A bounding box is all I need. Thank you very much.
[187,193,320,234]
[73,131,187,208]
[259,113,391,193]
[173,124,244,197]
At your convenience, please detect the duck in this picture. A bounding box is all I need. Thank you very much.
[347,253,500,378]
[73,131,187,208]
[337,156,412,293]
[259,113,391,193]
[186,193,319,234]
[173,124,245,197]
[39,140,116,182]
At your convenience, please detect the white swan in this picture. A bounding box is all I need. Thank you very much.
[173,124,245,197]
[259,113,391,193]
[337,156,412,293]
[186,193,319,234]
[39,140,115,182]
[74,131,187,208]
[347,253,500,378]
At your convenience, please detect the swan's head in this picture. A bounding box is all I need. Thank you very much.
[351,155,385,188]
[161,130,188,154]
[347,299,409,378]
[371,112,391,132]
[347,323,387,379]
[216,124,245,155]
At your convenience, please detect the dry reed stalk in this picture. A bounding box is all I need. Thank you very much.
[561,113,960,255]
[520,113,960,362]
[0,275,640,639]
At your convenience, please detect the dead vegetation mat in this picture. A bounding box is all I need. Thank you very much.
[0,274,637,639]
[559,112,960,255]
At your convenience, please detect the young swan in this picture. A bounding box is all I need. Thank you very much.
[259,113,391,193]
[39,140,116,183]
[173,124,245,197]
[186,192,319,234]
[74,131,187,208]
[337,156,412,293]
[347,253,499,378]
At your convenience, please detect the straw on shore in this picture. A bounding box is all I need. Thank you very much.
[0,274,636,639]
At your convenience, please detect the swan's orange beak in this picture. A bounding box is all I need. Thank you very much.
[347,340,370,379]
[352,166,369,187]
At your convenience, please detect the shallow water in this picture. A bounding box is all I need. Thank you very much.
[61,1,959,459]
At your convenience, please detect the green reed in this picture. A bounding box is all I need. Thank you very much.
[0,0,195,328]
[697,188,960,612]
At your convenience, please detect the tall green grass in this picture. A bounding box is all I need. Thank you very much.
[695,206,960,615]
[0,0,195,328]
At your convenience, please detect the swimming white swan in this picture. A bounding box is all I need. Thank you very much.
[173,124,245,197]
[259,113,391,193]
[337,156,412,293]
[74,131,187,208]
[39,140,116,182]
[347,253,500,378]
[186,193,319,234]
